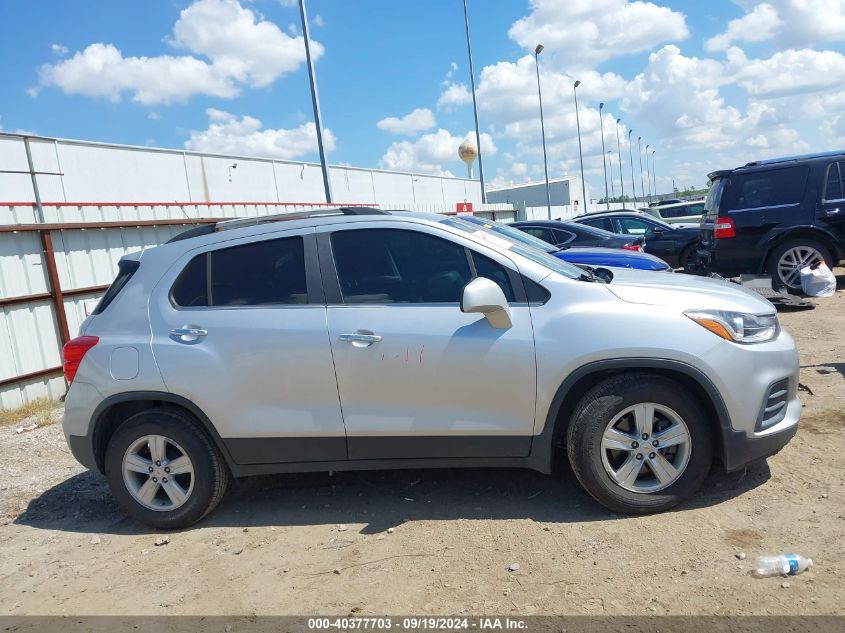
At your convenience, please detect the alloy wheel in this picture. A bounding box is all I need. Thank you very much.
[600,403,692,493]
[777,245,824,290]
[122,434,195,511]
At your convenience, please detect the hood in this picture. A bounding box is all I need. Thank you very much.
[605,269,776,313]
[556,247,670,271]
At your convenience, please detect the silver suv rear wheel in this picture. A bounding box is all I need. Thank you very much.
[105,407,229,529]
[122,435,195,511]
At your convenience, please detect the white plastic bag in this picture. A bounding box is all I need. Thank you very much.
[799,262,836,297]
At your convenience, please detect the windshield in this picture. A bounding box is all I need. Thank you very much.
[455,216,558,252]
[703,177,725,222]
[566,222,619,239]
[438,216,584,280]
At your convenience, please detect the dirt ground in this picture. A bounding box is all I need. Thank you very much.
[0,271,843,617]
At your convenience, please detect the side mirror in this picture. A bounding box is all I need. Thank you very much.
[461,277,512,329]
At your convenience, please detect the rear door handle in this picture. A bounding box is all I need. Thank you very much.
[338,332,382,345]
[170,327,208,342]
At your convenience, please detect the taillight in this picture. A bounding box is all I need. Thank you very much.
[714,216,736,239]
[63,336,99,383]
[622,244,644,252]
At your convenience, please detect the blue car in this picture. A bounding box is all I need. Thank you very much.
[450,215,671,271]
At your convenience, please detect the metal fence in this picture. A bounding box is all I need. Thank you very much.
[0,200,517,408]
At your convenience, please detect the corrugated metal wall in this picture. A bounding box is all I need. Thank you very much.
[0,133,482,208]
[0,132,514,408]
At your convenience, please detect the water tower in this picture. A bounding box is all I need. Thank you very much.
[458,138,478,179]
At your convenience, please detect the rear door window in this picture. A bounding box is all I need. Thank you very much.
[551,229,575,244]
[171,236,308,307]
[823,162,844,202]
[720,166,809,212]
[580,217,614,232]
[519,226,555,244]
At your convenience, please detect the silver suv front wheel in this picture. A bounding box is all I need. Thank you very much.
[567,373,713,514]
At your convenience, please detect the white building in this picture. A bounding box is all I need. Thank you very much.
[485,175,591,210]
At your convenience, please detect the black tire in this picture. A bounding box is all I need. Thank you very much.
[104,407,230,529]
[566,373,713,514]
[679,243,696,272]
[765,238,832,294]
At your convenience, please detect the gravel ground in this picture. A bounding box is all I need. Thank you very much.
[0,271,843,616]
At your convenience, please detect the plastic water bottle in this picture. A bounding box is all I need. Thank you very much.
[753,554,813,578]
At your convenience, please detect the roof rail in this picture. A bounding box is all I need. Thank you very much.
[166,206,386,243]
[744,149,845,168]
[216,206,386,231]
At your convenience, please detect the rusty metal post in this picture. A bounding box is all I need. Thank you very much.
[40,230,70,346]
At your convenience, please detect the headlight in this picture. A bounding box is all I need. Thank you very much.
[684,309,779,344]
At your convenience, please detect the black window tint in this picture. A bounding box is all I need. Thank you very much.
[721,166,809,211]
[332,229,472,304]
[471,252,515,302]
[552,229,575,243]
[94,259,139,314]
[824,162,844,201]
[523,276,550,305]
[583,218,613,232]
[520,227,555,244]
[614,217,651,236]
[171,254,208,307]
[209,237,307,306]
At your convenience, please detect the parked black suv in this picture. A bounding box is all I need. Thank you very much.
[693,151,845,290]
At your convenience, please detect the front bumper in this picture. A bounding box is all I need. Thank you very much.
[721,415,799,471]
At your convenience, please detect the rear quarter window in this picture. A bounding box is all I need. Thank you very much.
[720,165,809,212]
[93,259,139,314]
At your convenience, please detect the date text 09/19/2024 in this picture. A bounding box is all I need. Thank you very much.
[307,617,528,630]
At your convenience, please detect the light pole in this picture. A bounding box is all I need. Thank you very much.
[534,44,552,219]
[573,80,587,211]
[615,119,625,202]
[607,151,615,201]
[645,143,651,203]
[298,0,333,203]
[628,129,636,203]
[463,0,486,203]
[599,103,609,209]
[638,136,646,206]
[651,149,657,201]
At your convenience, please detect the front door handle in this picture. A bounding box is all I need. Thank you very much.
[822,207,841,217]
[338,332,382,346]
[170,327,208,342]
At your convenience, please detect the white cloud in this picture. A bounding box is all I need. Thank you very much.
[379,129,496,176]
[36,0,319,105]
[376,108,436,135]
[147,111,162,121]
[437,82,472,110]
[730,47,845,98]
[313,14,325,28]
[705,3,781,51]
[508,0,689,68]
[707,1,845,50]
[51,44,68,57]
[185,108,336,159]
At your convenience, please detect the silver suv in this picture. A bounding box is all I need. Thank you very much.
[62,208,801,528]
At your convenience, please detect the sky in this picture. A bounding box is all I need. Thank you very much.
[2,0,845,200]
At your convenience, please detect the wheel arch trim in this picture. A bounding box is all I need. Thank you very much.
[528,358,732,472]
[89,391,237,474]
[761,227,841,270]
